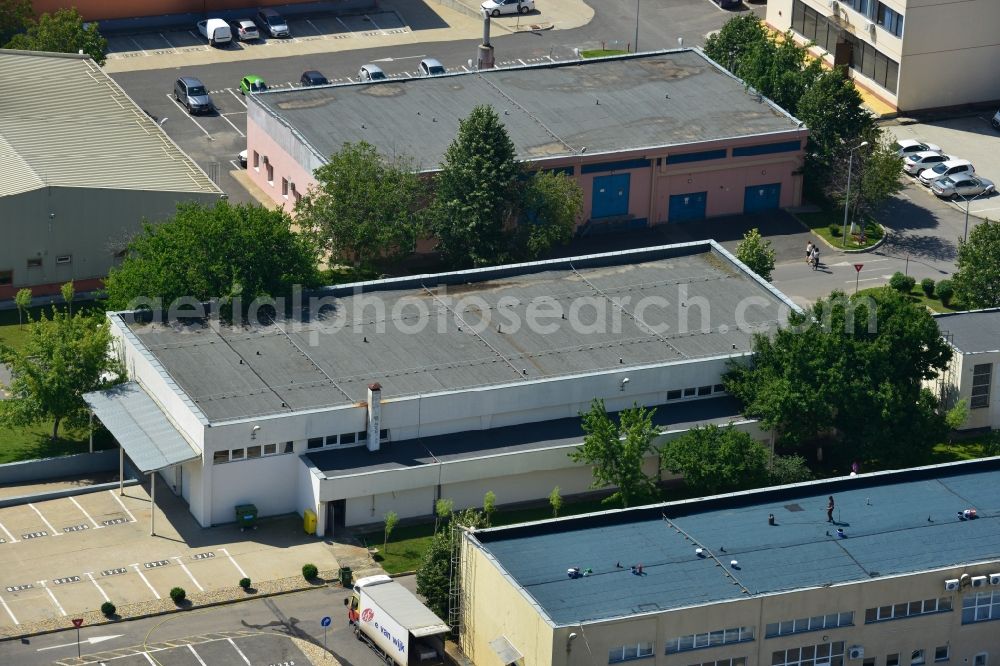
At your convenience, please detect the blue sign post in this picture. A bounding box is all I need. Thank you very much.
[321,615,331,654]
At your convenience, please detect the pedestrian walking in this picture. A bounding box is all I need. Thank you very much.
[806,241,814,264]
[811,247,820,271]
[827,496,835,522]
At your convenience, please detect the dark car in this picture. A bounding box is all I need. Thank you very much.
[256,8,290,38]
[173,76,212,114]
[300,70,329,86]
[714,0,741,7]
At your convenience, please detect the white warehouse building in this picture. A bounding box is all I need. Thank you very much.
[86,241,795,535]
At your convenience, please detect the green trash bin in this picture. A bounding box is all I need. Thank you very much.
[235,504,258,531]
[339,566,352,588]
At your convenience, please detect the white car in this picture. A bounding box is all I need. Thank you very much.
[358,64,387,82]
[197,18,231,46]
[231,19,259,42]
[903,151,948,176]
[419,58,446,76]
[931,173,994,199]
[918,159,975,186]
[482,0,535,16]
[894,138,941,157]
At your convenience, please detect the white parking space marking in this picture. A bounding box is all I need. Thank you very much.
[84,572,111,603]
[228,89,249,109]
[172,556,204,592]
[335,16,354,33]
[40,581,67,616]
[0,520,19,543]
[227,637,253,665]
[29,503,61,537]
[128,37,148,55]
[165,93,213,139]
[229,160,242,170]
[305,18,323,35]
[218,112,246,137]
[158,32,177,50]
[109,490,137,523]
[218,548,248,579]
[188,644,208,666]
[70,497,103,529]
[365,14,382,30]
[0,593,18,625]
[188,30,201,43]
[130,564,161,599]
[518,58,527,66]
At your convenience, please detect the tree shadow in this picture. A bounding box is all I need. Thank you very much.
[876,193,945,233]
[877,233,957,264]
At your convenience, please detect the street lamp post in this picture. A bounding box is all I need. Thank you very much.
[634,0,640,52]
[955,188,993,242]
[841,141,869,248]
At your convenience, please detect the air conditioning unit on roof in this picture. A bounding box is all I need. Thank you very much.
[972,575,988,588]
[990,573,1000,586]
[849,647,865,661]
[865,20,876,33]
[945,578,960,591]
[828,0,839,10]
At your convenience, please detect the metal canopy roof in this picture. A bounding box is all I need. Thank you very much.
[84,382,200,473]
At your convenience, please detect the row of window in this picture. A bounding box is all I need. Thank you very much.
[665,627,755,654]
[609,642,655,664]
[873,647,951,666]
[212,441,293,464]
[693,659,747,666]
[0,255,75,285]
[252,151,302,204]
[765,611,853,637]
[668,384,727,401]
[865,596,952,623]
[971,363,992,409]
[772,641,845,666]
[840,0,904,38]
[963,590,1000,624]
[306,429,390,450]
[663,142,802,166]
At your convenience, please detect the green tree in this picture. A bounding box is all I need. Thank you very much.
[431,105,520,268]
[735,228,776,281]
[104,201,319,319]
[549,486,562,517]
[769,454,813,485]
[703,14,769,74]
[296,142,425,272]
[14,288,31,329]
[383,511,398,555]
[953,219,1000,309]
[725,288,952,465]
[737,33,823,115]
[661,425,770,495]
[434,498,454,533]
[482,491,496,526]
[0,0,33,45]
[510,170,581,260]
[61,280,75,316]
[5,8,108,66]
[0,298,125,441]
[570,399,659,508]
[832,131,903,232]
[416,508,484,621]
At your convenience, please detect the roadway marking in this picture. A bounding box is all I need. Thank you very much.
[365,14,382,30]
[109,490,137,522]
[130,563,161,599]
[165,93,213,139]
[172,556,204,591]
[29,503,61,536]
[218,547,248,579]
[40,581,67,616]
[85,572,110,602]
[0,520,19,543]
[0,594,18,625]
[227,637,253,665]
[70,498,102,528]
[229,159,242,170]
[158,32,178,50]
[305,18,323,35]
[335,16,354,33]
[218,113,246,137]
[143,651,157,665]
[846,275,893,284]
[518,58,527,66]
[228,88,249,109]
[128,37,148,55]
[188,644,208,666]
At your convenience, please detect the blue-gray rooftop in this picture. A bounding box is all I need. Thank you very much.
[934,309,1000,354]
[473,458,1000,626]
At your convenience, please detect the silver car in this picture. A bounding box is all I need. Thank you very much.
[358,64,387,82]
[903,150,948,175]
[918,159,975,186]
[931,173,995,199]
[419,58,446,76]
[894,138,941,157]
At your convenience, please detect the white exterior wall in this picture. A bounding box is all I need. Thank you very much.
[952,351,1000,431]
[207,450,304,526]
[346,487,437,526]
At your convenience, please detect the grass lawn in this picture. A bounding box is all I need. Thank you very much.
[927,441,993,464]
[580,49,628,58]
[796,209,883,251]
[0,422,115,465]
[857,285,965,314]
[0,300,103,353]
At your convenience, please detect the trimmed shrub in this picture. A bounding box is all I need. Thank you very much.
[239,577,252,590]
[829,223,841,237]
[302,563,319,580]
[937,279,955,307]
[921,278,935,298]
[169,587,186,604]
[100,601,116,617]
[889,272,915,294]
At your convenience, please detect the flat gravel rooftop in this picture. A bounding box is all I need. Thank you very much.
[934,309,1000,353]
[123,242,792,423]
[474,459,1000,626]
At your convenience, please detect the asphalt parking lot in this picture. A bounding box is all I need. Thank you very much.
[53,631,309,666]
[886,114,1000,220]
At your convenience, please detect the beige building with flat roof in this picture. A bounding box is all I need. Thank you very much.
[766,0,1000,112]
[460,458,1000,666]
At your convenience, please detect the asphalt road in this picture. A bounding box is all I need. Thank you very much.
[0,577,424,666]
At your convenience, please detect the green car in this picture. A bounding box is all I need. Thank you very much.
[239,75,267,95]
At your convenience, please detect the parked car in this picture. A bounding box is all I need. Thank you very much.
[358,64,387,82]
[712,0,742,7]
[918,159,975,186]
[197,18,232,46]
[481,0,534,16]
[300,70,329,86]
[419,58,446,76]
[173,76,213,115]
[992,109,1000,130]
[238,149,248,168]
[239,75,267,95]
[231,18,259,42]
[931,173,995,199]
[903,151,948,175]
[256,8,290,38]
[894,138,942,157]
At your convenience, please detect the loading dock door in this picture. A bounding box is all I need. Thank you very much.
[743,183,781,213]
[591,173,630,218]
[668,191,708,222]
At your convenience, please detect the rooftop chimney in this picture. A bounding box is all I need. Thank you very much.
[367,383,382,452]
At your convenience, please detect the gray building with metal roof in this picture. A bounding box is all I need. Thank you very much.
[246,49,808,229]
[932,310,1000,432]
[0,49,221,300]
[88,241,793,532]
[460,458,1000,666]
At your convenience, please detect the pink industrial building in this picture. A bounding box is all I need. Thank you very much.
[246,49,808,231]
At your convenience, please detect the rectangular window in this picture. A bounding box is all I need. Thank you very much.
[283,441,294,454]
[665,149,727,165]
[247,445,262,458]
[213,450,229,464]
[266,162,274,185]
[683,387,697,397]
[772,642,845,666]
[253,151,260,169]
[357,430,367,441]
[326,435,339,446]
[713,384,726,393]
[912,651,925,666]
[281,177,289,198]
[698,385,712,396]
[610,642,654,663]
[231,448,245,461]
[962,590,1000,624]
[667,390,682,400]
[766,611,853,637]
[307,437,324,449]
[863,659,876,666]
[876,2,904,37]
[732,141,802,157]
[867,597,952,623]
[27,257,42,268]
[971,363,992,409]
[380,428,389,441]
[888,657,899,666]
[0,270,12,286]
[666,627,754,654]
[341,432,356,445]
[263,443,277,455]
[55,255,72,265]
[935,647,949,663]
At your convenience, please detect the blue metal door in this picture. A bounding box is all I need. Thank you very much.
[591,174,630,218]
[668,191,707,222]
[743,183,781,213]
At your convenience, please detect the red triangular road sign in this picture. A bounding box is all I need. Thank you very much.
[853,264,864,272]
[72,618,84,628]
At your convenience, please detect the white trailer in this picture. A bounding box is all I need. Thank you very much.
[347,575,449,666]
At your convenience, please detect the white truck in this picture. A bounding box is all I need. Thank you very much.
[346,575,449,666]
